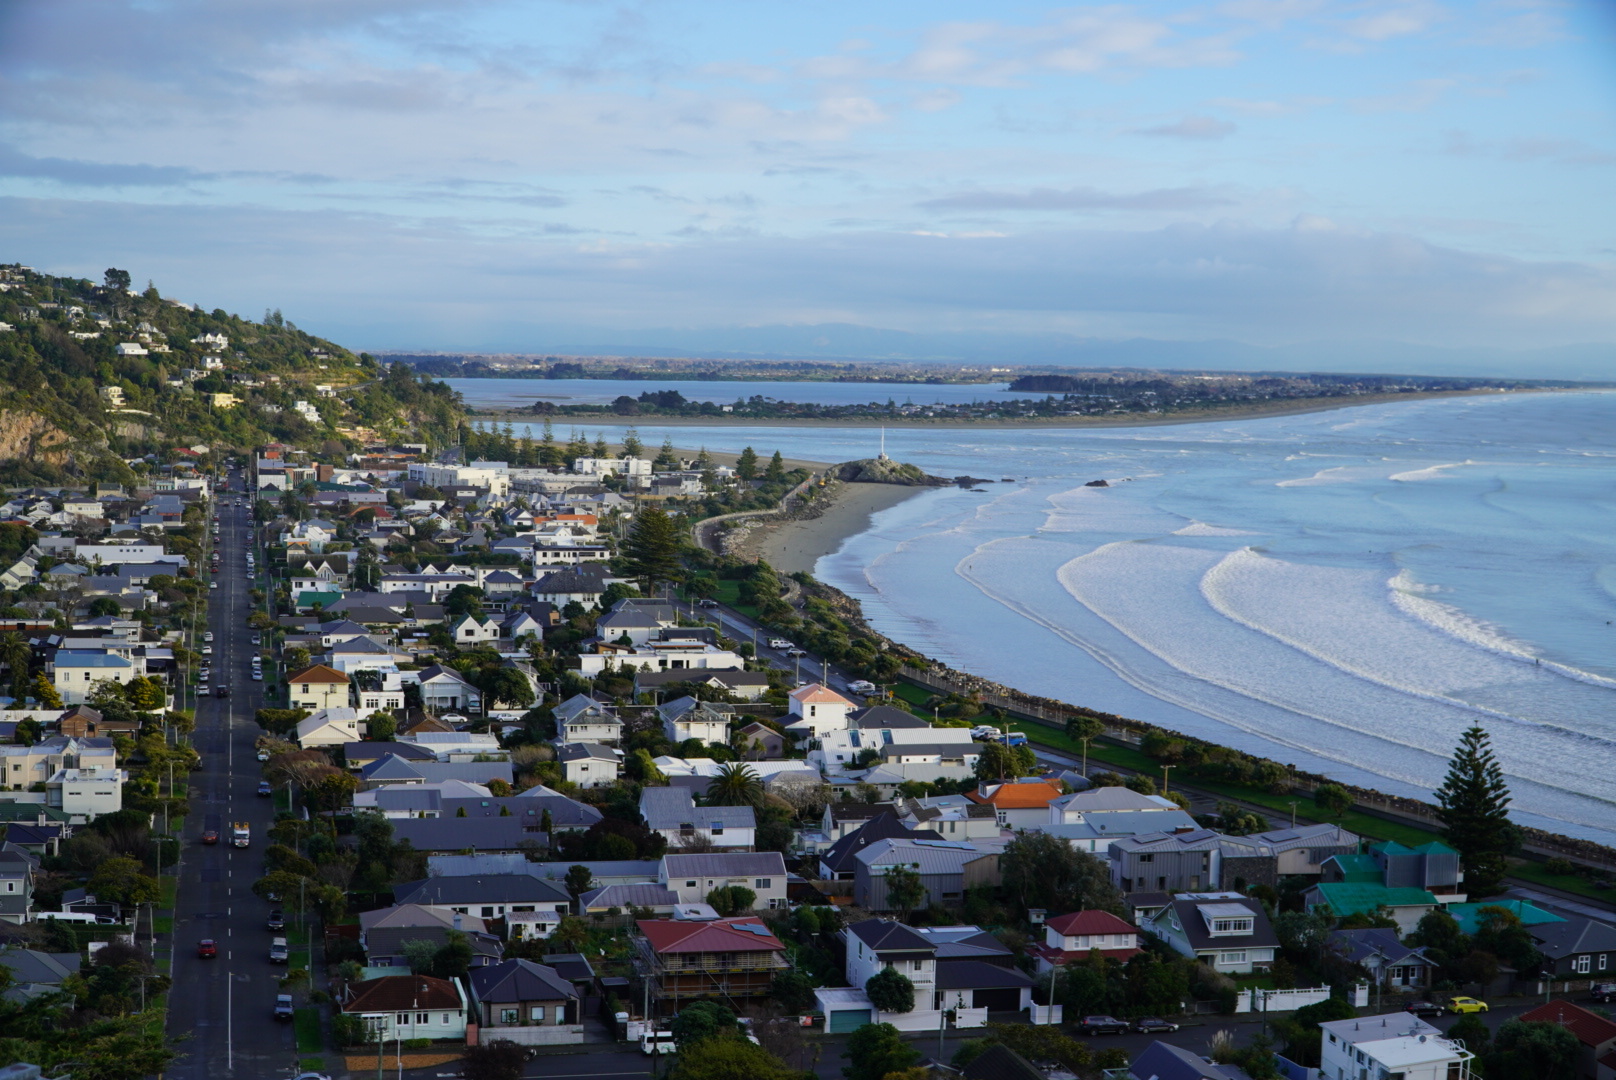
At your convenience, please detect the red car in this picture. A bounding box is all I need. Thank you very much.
[201,829,219,844]
[197,939,217,958]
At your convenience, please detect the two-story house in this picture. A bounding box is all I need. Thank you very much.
[967,779,1067,830]
[287,664,351,712]
[468,959,582,1041]
[659,851,788,909]
[641,787,756,851]
[853,837,999,911]
[1529,918,1616,980]
[0,846,36,924]
[845,918,937,1005]
[552,695,624,745]
[1029,910,1143,972]
[1319,1013,1474,1080]
[47,764,127,821]
[784,683,857,738]
[555,742,622,788]
[658,697,732,747]
[634,915,789,1017]
[1143,893,1279,975]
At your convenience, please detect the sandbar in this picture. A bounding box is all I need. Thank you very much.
[747,482,929,577]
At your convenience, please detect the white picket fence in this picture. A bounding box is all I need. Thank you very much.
[1235,986,1333,1014]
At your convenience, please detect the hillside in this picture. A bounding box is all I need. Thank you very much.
[0,264,464,484]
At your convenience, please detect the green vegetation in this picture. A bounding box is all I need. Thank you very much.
[1435,726,1518,897]
[294,1006,324,1053]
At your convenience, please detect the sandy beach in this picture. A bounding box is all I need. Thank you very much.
[747,482,928,576]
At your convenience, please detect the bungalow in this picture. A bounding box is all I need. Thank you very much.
[339,973,468,1042]
[366,921,503,970]
[1143,893,1279,975]
[1029,910,1143,973]
[641,787,755,852]
[394,873,571,920]
[1304,880,1440,936]
[555,742,622,788]
[659,851,788,909]
[295,707,362,749]
[469,959,582,1041]
[389,816,549,855]
[286,664,351,712]
[595,603,675,646]
[578,883,680,917]
[415,664,482,714]
[1327,927,1439,992]
[1529,918,1616,980]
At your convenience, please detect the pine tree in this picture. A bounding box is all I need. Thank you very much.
[735,446,759,480]
[620,506,683,590]
[592,434,609,458]
[1434,726,1516,897]
[621,426,643,459]
[655,436,678,468]
[764,450,786,483]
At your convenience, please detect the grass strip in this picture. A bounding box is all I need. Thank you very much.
[294,1008,324,1053]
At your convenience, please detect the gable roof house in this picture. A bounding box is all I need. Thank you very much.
[1517,999,1616,1080]
[365,921,504,970]
[1029,910,1144,972]
[414,664,482,714]
[555,742,623,788]
[1326,927,1439,991]
[966,779,1068,830]
[853,838,1000,912]
[469,959,583,1039]
[657,696,732,747]
[819,812,941,881]
[295,706,363,748]
[633,666,772,702]
[659,851,788,909]
[642,787,756,852]
[1128,1041,1260,1080]
[1039,786,1200,853]
[449,614,501,645]
[286,664,351,712]
[784,683,857,737]
[845,918,939,1005]
[552,694,624,745]
[339,973,468,1042]
[1143,893,1279,975]
[394,874,571,920]
[633,916,788,1017]
[1529,918,1616,980]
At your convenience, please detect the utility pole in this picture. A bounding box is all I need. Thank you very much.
[1161,764,1175,797]
[1287,800,1299,828]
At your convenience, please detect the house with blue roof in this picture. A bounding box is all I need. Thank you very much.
[51,651,132,704]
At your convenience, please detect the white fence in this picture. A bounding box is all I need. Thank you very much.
[1235,987,1333,1014]
[954,1007,988,1029]
[1026,1003,1063,1026]
[478,1024,586,1046]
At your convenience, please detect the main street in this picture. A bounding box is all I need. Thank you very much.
[166,468,300,1079]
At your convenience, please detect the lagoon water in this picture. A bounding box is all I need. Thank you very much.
[501,391,1616,842]
[446,376,1022,412]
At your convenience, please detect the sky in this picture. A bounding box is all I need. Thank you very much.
[1,0,1614,361]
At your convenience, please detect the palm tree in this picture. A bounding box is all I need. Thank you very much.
[0,630,32,699]
[705,762,764,808]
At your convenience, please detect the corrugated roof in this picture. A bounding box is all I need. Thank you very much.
[1044,910,1137,937]
[1519,1000,1616,1049]
[1310,883,1439,917]
[967,781,1063,809]
[854,837,993,875]
[637,917,784,954]
[661,851,785,878]
[343,973,461,1013]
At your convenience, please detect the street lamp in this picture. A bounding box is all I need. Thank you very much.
[1287,800,1299,827]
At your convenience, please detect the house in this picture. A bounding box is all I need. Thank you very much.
[396,731,505,762]
[1365,839,1466,899]
[1143,893,1279,974]
[449,614,501,645]
[393,873,571,920]
[468,959,582,1040]
[286,664,351,712]
[389,817,548,855]
[853,837,1000,911]
[1517,999,1616,1080]
[1319,1013,1474,1080]
[659,851,788,909]
[339,973,468,1042]
[1040,787,1200,852]
[357,755,514,791]
[1029,910,1143,972]
[967,779,1067,830]
[633,916,789,1017]
[51,651,133,704]
[365,921,503,970]
[511,785,605,831]
[596,603,675,646]
[552,695,623,745]
[634,667,771,702]
[1441,898,1564,937]
[295,707,362,749]
[46,765,126,821]
[530,566,614,608]
[555,742,622,788]
[845,918,938,1005]
[341,740,439,772]
[784,683,856,737]
[820,802,890,844]
[1530,918,1616,979]
[1128,1041,1257,1080]
[734,722,785,760]
[0,947,80,1002]
[0,848,35,923]
[415,665,481,714]
[1328,927,1439,992]
[819,812,941,881]
[658,697,731,747]
[578,883,680,917]
[1110,829,1226,895]
[1304,880,1440,936]
[640,786,756,852]
[895,796,1001,843]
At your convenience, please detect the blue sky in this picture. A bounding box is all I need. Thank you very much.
[1,0,1613,358]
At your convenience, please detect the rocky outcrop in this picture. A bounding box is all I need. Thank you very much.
[830,457,948,486]
[0,410,71,466]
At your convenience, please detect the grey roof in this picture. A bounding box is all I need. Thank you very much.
[429,853,551,879]
[470,959,578,1004]
[640,787,754,831]
[661,851,786,880]
[440,796,600,829]
[0,948,79,985]
[361,755,431,781]
[366,788,444,815]
[1529,917,1616,961]
[1041,809,1201,841]
[367,924,502,961]
[961,1043,1046,1080]
[847,918,935,954]
[400,761,515,785]
[1052,788,1182,812]
[1163,895,1280,953]
[919,927,1014,963]
[1327,927,1434,969]
[849,705,932,729]
[527,859,663,884]
[656,695,732,724]
[935,959,1033,991]
[1110,828,1226,856]
[854,837,993,874]
[1238,823,1360,852]
[389,817,547,853]
[1128,1041,1252,1080]
[344,741,437,764]
[395,873,570,907]
[555,742,619,764]
[579,883,680,910]
[880,741,978,760]
[822,813,941,875]
[543,952,596,984]
[634,668,769,689]
[553,694,616,725]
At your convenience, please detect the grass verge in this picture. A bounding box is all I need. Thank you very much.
[1506,857,1616,904]
[154,916,174,934]
[160,875,178,908]
[294,1008,324,1053]
[711,579,759,620]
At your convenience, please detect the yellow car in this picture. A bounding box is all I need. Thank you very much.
[1446,997,1489,1014]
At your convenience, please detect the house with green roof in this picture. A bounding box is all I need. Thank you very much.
[1442,899,1564,937]
[1303,881,1442,935]
[1367,839,1465,899]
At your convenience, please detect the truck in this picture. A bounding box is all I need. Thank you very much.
[231,822,250,848]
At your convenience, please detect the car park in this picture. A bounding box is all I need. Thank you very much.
[197,939,217,958]
[1131,1017,1180,1033]
[1078,1015,1130,1035]
[1446,997,1489,1014]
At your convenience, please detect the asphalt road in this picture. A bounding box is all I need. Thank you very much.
[165,470,301,1080]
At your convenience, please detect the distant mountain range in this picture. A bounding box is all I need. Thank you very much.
[420,324,1615,382]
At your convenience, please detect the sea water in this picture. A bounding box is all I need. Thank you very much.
[508,391,1616,843]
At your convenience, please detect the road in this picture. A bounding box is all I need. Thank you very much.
[166,468,300,1079]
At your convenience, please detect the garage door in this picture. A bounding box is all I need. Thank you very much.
[827,1008,874,1034]
[972,987,1022,1012]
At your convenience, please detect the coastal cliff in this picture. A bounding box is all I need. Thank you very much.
[829,457,947,486]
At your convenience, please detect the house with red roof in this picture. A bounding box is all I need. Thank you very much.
[633,916,789,1016]
[338,972,469,1042]
[1029,910,1143,972]
[966,779,1067,829]
[1518,999,1616,1080]
[785,682,856,737]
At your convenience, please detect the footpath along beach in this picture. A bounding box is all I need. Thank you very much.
[745,481,928,576]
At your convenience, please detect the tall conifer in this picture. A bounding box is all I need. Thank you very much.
[1434,726,1516,897]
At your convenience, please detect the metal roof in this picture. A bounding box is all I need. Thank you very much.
[661,851,786,878]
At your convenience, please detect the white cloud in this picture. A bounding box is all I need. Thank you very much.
[1134,115,1237,139]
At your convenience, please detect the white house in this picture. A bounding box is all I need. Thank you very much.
[1029,910,1143,973]
[449,614,501,645]
[46,765,127,821]
[658,697,731,747]
[52,652,133,704]
[640,786,755,851]
[340,973,469,1043]
[414,665,482,713]
[1319,1014,1473,1080]
[554,742,622,788]
[844,919,937,1006]
[784,683,857,737]
[552,695,623,745]
[576,643,742,675]
[1143,893,1279,975]
[396,731,505,762]
[296,707,363,748]
[659,851,788,908]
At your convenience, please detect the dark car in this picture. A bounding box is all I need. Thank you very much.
[257,781,272,797]
[1590,983,1616,1003]
[267,909,285,930]
[214,686,229,698]
[1405,1001,1445,1016]
[1078,1016,1130,1035]
[1131,1017,1181,1033]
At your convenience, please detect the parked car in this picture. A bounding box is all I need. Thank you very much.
[275,994,295,1021]
[251,634,261,644]
[1404,1001,1445,1016]
[257,780,273,797]
[1590,983,1616,1003]
[197,939,217,958]
[267,909,285,930]
[203,632,214,643]
[639,1030,676,1055]
[439,712,468,724]
[1446,997,1489,1014]
[252,671,262,680]
[256,749,270,762]
[1078,1016,1130,1035]
[768,638,791,649]
[1131,1017,1180,1033]
[269,937,289,963]
[202,645,212,655]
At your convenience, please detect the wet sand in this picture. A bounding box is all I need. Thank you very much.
[750,482,929,576]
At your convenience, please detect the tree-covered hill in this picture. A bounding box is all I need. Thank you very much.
[0,264,464,483]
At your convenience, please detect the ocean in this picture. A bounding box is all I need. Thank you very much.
[444,376,1023,411]
[497,391,1616,843]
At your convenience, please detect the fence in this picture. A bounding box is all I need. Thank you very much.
[477,1024,586,1046]
[1234,986,1334,1014]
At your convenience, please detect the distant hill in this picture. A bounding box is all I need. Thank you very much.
[0,264,463,483]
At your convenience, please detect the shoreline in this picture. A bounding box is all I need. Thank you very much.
[740,481,929,576]
[471,388,1532,429]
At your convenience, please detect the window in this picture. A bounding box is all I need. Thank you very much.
[481,906,495,917]
[442,1014,451,1025]
[397,1013,408,1026]
[417,1013,429,1024]
[1575,954,1592,974]
[755,878,772,889]
[500,1009,518,1024]
[711,822,724,836]
[531,1006,546,1022]
[1211,918,1254,935]
[1601,955,1609,971]
[913,960,925,971]
[1138,853,1154,863]
[685,880,697,888]
[1220,950,1247,965]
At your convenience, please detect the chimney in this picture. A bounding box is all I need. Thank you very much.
[453,912,462,931]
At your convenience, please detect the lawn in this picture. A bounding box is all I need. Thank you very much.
[711,579,759,620]
[154,916,174,934]
[160,876,178,908]
[294,1008,324,1054]
[1507,857,1616,904]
